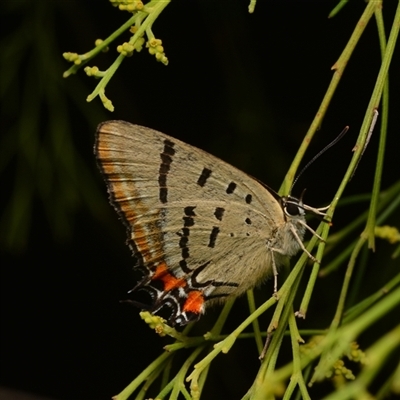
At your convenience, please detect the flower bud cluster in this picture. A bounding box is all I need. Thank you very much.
[146,38,168,65]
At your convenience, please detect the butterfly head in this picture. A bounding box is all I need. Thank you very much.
[279,188,329,222]
[280,195,306,220]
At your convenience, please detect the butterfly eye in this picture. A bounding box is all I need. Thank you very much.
[282,197,304,217]
[285,203,301,216]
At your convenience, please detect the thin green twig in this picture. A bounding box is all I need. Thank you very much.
[280,0,378,195]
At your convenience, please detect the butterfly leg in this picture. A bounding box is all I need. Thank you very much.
[271,253,279,293]
[289,225,319,264]
[298,221,325,242]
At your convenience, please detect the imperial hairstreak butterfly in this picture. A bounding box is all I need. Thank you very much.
[95,121,327,326]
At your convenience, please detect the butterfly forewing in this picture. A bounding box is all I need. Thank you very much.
[95,120,303,325]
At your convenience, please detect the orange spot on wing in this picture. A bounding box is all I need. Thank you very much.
[152,263,187,291]
[134,236,151,253]
[97,137,165,264]
[182,291,205,314]
[152,262,169,279]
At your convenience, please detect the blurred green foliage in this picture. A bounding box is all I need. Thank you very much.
[0,0,109,251]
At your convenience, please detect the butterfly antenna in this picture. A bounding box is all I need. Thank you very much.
[290,126,349,192]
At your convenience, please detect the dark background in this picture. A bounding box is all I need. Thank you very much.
[1,1,399,399]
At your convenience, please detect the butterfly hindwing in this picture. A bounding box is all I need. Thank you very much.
[95,120,302,325]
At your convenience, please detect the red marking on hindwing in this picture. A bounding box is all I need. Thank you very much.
[152,263,187,291]
[182,291,205,314]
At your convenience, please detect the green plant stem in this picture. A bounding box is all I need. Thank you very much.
[322,3,383,217]
[278,0,381,321]
[333,238,366,329]
[328,0,349,18]
[364,1,400,249]
[186,292,275,391]
[375,369,399,400]
[63,13,138,78]
[296,224,326,317]
[342,272,400,325]
[322,182,400,329]
[249,271,304,399]
[322,325,400,400]
[196,357,211,400]
[308,3,399,373]
[310,286,400,384]
[280,0,378,195]
[309,235,368,385]
[208,296,236,337]
[376,185,400,223]
[282,312,310,400]
[364,6,389,251]
[167,345,206,400]
[260,285,400,390]
[114,351,172,400]
[248,0,257,14]
[247,290,264,355]
[86,0,171,107]
[392,360,400,393]
[134,361,166,400]
[188,298,235,396]
[320,240,355,277]
[320,180,400,277]
[160,355,175,394]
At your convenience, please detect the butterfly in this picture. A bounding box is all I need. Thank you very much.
[95,121,327,326]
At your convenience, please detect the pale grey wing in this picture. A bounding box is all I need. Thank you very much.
[95,120,284,298]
